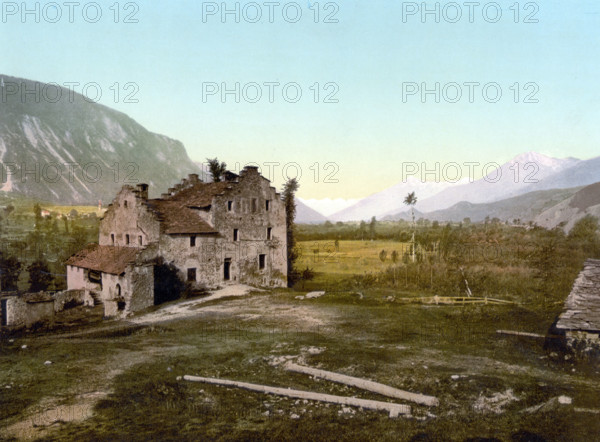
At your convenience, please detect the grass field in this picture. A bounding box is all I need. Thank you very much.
[297,240,411,276]
[1,237,598,440]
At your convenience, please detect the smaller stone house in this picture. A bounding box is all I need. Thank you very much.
[0,292,55,329]
[554,259,600,351]
[65,244,155,317]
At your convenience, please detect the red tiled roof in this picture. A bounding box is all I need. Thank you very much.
[66,244,143,275]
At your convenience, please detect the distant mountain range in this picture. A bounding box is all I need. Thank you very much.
[0,74,200,204]
[2,74,598,228]
[534,182,600,231]
[297,152,599,225]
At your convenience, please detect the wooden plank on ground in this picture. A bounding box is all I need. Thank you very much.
[496,330,546,339]
[180,375,411,418]
[284,362,439,407]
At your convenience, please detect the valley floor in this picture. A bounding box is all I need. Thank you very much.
[0,286,599,441]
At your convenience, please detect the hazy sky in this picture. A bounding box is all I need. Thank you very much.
[3,1,600,199]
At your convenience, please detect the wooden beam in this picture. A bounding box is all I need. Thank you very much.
[180,375,411,418]
[284,362,439,407]
[496,330,545,339]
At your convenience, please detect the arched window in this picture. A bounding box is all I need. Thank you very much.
[116,284,121,297]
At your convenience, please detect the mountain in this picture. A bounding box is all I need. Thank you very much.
[328,177,457,222]
[534,182,600,232]
[414,152,579,213]
[298,197,359,217]
[520,155,600,193]
[295,198,328,224]
[0,74,201,204]
[385,187,581,223]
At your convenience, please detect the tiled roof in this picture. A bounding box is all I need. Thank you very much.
[145,199,218,235]
[556,259,600,332]
[169,181,233,207]
[144,181,235,235]
[66,244,144,275]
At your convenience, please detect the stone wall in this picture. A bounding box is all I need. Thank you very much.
[53,289,86,312]
[99,185,160,248]
[210,167,287,287]
[1,296,54,329]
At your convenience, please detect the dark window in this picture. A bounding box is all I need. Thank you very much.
[111,234,115,244]
[259,254,266,270]
[190,235,196,247]
[267,227,272,240]
[233,229,239,241]
[187,268,196,282]
[89,270,102,284]
[227,201,233,211]
[116,284,121,297]
[266,200,270,211]
[251,198,257,213]
[125,234,130,245]
[138,236,143,246]
[124,200,128,208]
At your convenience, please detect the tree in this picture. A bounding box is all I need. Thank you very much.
[282,178,300,286]
[359,221,367,240]
[403,192,418,262]
[0,254,22,291]
[568,215,600,256]
[206,157,227,182]
[33,203,42,230]
[62,215,69,233]
[27,259,53,292]
[369,216,377,240]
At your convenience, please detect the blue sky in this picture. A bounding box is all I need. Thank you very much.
[3,1,600,198]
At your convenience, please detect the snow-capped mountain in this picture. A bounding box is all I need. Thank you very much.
[328,176,460,222]
[413,152,580,213]
[298,197,359,217]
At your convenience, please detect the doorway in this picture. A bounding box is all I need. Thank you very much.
[224,258,231,281]
[1,299,7,326]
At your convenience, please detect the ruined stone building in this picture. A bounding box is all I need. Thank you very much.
[66,166,287,317]
[554,259,600,350]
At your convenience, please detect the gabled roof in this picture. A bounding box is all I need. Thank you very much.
[145,199,218,235]
[168,181,233,208]
[66,244,144,275]
[144,180,235,235]
[556,259,600,332]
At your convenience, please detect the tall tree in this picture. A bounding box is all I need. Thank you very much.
[206,158,227,182]
[403,192,418,262]
[282,178,300,286]
[0,254,22,291]
[27,259,53,292]
[33,203,42,231]
[369,216,377,240]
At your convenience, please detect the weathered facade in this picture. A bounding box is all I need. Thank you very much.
[553,259,600,355]
[0,292,55,329]
[66,166,287,317]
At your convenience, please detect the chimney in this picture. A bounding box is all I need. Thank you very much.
[136,183,149,200]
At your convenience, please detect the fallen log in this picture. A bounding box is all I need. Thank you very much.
[180,375,411,418]
[496,330,545,339]
[284,362,439,407]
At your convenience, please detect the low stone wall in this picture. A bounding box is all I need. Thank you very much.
[1,295,55,329]
[52,289,87,313]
